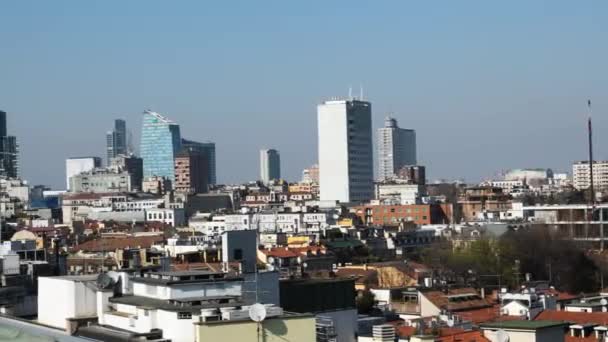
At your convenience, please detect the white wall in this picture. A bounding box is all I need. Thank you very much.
[157,309,196,342]
[38,277,97,329]
[318,101,351,203]
[133,282,242,301]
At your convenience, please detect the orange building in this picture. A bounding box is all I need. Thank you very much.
[353,204,452,226]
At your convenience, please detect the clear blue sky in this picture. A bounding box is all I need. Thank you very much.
[1,1,607,189]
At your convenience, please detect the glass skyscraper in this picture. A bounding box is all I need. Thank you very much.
[140,110,181,183]
[0,111,19,179]
[106,119,128,165]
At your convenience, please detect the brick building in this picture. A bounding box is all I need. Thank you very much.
[174,149,208,194]
[353,204,453,226]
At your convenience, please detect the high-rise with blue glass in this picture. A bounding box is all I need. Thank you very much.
[140,110,181,183]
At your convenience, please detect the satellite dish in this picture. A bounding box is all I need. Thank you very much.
[496,329,510,342]
[249,303,267,322]
[601,299,608,306]
[96,273,115,290]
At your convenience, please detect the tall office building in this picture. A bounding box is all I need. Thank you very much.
[377,117,416,181]
[174,148,208,194]
[317,99,374,203]
[181,139,216,185]
[0,111,19,179]
[66,156,102,190]
[106,119,128,164]
[140,110,182,183]
[260,149,281,183]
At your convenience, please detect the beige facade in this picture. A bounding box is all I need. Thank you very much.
[195,315,315,342]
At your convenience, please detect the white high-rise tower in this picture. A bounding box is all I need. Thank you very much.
[318,99,374,203]
[377,117,416,180]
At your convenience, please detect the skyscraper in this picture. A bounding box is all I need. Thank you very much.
[140,110,182,183]
[106,119,128,164]
[0,111,19,179]
[260,149,281,183]
[181,139,217,186]
[377,117,416,181]
[317,99,374,203]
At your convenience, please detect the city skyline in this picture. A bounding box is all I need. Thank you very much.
[2,1,607,189]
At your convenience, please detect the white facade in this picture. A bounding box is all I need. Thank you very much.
[573,161,608,190]
[375,183,424,205]
[377,117,416,181]
[65,157,101,190]
[146,208,186,227]
[260,149,281,184]
[223,212,328,234]
[318,99,374,203]
[38,275,99,329]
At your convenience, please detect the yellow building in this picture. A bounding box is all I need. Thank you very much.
[195,314,316,342]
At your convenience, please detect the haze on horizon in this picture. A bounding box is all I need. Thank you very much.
[1,1,607,189]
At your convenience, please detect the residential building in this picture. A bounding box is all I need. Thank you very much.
[174,148,208,194]
[375,181,425,205]
[145,208,186,227]
[573,161,608,190]
[260,148,281,183]
[142,175,172,195]
[140,110,181,183]
[353,204,452,226]
[396,165,426,185]
[377,117,416,181]
[105,119,127,165]
[109,155,143,191]
[65,156,102,190]
[182,139,216,186]
[302,164,319,184]
[318,99,374,203]
[69,169,133,193]
[458,187,512,222]
[0,111,19,179]
[38,269,303,342]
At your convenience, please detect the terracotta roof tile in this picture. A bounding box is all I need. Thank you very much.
[72,236,164,253]
[535,310,608,325]
[260,248,299,258]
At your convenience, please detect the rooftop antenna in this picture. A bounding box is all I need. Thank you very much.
[359,84,364,101]
[588,99,595,207]
[348,85,353,100]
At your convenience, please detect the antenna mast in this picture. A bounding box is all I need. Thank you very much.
[588,100,595,207]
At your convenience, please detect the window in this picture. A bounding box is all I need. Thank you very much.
[233,249,243,260]
[178,312,192,320]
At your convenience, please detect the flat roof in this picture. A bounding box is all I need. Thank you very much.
[110,295,249,313]
[43,275,97,282]
[480,320,568,330]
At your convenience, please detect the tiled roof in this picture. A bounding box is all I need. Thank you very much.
[259,248,299,258]
[422,288,492,312]
[436,330,490,342]
[72,236,164,252]
[535,310,608,325]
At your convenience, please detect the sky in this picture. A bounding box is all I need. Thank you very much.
[1,1,607,189]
